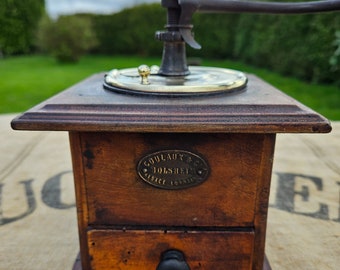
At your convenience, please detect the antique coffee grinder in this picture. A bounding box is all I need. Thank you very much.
[12,1,339,269]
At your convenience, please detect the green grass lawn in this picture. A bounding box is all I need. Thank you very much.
[1,55,339,120]
[0,55,158,113]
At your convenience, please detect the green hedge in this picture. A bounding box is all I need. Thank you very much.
[189,12,340,84]
[36,15,98,63]
[92,4,165,56]
[89,4,339,84]
[34,4,338,85]
[230,13,340,84]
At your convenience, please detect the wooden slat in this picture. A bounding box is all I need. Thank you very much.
[11,74,331,134]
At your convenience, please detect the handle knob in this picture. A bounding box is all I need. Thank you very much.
[156,250,190,270]
[138,65,151,85]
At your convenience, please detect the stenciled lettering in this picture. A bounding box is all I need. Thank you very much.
[0,171,339,226]
[0,179,36,226]
[0,171,75,227]
[270,172,340,222]
[41,171,75,209]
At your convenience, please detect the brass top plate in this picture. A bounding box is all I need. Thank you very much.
[104,66,247,96]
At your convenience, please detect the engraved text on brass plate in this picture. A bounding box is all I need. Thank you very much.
[137,150,210,190]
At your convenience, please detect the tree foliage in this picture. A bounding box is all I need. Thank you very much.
[0,0,45,55]
[36,15,98,63]
[3,1,338,84]
[92,4,165,56]
[231,13,340,84]
[89,4,339,84]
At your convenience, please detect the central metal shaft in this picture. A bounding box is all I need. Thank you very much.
[156,0,190,76]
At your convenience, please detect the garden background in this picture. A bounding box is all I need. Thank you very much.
[0,0,339,119]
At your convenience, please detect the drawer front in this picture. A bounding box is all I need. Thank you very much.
[87,229,254,270]
[81,133,270,227]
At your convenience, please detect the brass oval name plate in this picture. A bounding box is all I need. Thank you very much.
[137,150,210,190]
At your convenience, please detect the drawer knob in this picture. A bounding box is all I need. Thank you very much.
[156,250,190,270]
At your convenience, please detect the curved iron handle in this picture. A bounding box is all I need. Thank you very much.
[158,0,340,76]
[173,0,340,48]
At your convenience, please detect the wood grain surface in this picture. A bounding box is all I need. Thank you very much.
[88,230,255,270]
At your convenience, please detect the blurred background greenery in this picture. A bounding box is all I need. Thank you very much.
[0,1,339,119]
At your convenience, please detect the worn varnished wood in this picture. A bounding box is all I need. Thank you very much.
[252,134,276,270]
[11,73,331,134]
[12,74,330,270]
[73,253,272,270]
[69,131,275,269]
[80,132,272,228]
[69,132,91,269]
[87,230,255,270]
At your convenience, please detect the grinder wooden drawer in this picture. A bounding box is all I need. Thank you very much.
[78,132,274,227]
[87,229,254,270]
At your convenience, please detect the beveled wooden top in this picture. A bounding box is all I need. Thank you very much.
[11,72,331,133]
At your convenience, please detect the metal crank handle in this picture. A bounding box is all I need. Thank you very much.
[176,0,340,48]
